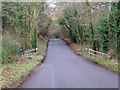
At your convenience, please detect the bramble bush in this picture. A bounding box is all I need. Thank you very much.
[2,35,21,63]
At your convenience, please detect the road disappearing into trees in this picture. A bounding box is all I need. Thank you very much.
[21,39,118,88]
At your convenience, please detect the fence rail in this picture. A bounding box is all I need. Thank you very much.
[24,48,38,54]
[84,48,111,59]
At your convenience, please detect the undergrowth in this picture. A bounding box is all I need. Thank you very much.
[1,40,48,88]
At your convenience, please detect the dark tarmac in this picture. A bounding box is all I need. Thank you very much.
[21,39,118,88]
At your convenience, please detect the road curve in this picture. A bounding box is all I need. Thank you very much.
[21,39,118,88]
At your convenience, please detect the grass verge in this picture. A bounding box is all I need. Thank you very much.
[1,40,48,88]
[62,38,119,74]
[77,51,119,73]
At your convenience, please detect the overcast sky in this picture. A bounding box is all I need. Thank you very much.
[46,0,56,8]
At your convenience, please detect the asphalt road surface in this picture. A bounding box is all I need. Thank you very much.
[21,38,118,88]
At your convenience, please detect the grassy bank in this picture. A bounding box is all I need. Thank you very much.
[77,51,119,73]
[62,38,119,74]
[1,39,48,88]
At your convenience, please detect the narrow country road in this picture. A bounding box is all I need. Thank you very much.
[21,39,118,88]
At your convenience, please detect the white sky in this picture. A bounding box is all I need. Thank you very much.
[46,0,56,8]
